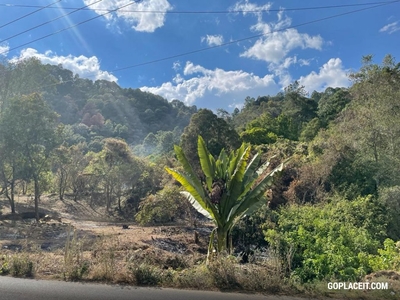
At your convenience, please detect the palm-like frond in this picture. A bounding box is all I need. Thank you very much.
[197,136,214,190]
[181,191,213,220]
[166,135,289,254]
[173,145,202,187]
[165,167,218,221]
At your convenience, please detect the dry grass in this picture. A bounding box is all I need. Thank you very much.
[1,195,399,298]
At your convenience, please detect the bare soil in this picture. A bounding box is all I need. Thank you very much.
[0,195,211,278]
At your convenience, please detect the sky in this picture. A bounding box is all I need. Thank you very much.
[0,0,399,111]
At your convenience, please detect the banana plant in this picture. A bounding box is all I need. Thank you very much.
[165,136,288,256]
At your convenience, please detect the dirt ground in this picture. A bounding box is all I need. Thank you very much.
[0,195,212,277]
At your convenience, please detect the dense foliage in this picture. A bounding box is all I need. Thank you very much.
[166,136,286,256]
[264,195,387,282]
[0,55,399,286]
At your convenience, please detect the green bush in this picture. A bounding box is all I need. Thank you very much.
[264,195,388,282]
[173,265,214,289]
[231,204,270,252]
[10,256,34,278]
[369,239,400,271]
[0,255,10,275]
[67,261,90,281]
[379,186,400,240]
[135,186,192,225]
[207,255,240,289]
[130,263,162,286]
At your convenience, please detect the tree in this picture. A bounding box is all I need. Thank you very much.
[85,138,153,213]
[166,136,287,258]
[282,81,318,137]
[51,143,88,201]
[0,144,23,213]
[337,54,400,188]
[240,127,277,145]
[86,138,133,211]
[0,93,60,220]
[180,109,240,175]
[0,58,55,112]
[317,87,351,126]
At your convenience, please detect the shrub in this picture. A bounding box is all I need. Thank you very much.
[0,255,10,275]
[63,224,90,281]
[135,185,193,225]
[130,263,162,286]
[207,255,240,290]
[264,195,387,282]
[379,186,400,240]
[10,255,34,278]
[369,239,400,271]
[173,265,214,289]
[231,205,270,253]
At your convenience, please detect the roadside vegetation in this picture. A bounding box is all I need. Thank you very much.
[0,55,400,299]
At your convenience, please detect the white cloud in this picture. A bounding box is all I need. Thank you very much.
[140,61,278,106]
[201,35,224,46]
[172,61,181,71]
[241,28,323,64]
[232,3,323,87]
[0,42,9,56]
[379,21,400,34]
[12,48,117,82]
[83,0,172,32]
[230,0,272,19]
[232,2,324,64]
[298,58,349,92]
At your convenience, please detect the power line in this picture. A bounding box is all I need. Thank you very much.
[0,1,396,14]
[0,0,61,30]
[1,0,103,43]
[0,1,138,56]
[111,0,400,72]
[30,0,399,93]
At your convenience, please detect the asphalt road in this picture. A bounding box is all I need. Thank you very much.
[0,276,314,300]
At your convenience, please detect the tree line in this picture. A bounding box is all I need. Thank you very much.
[1,55,400,283]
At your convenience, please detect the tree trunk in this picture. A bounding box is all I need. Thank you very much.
[2,166,15,214]
[33,176,40,222]
[22,180,27,195]
[117,195,122,213]
[216,227,231,254]
[5,180,15,214]
[58,168,68,201]
[106,184,110,211]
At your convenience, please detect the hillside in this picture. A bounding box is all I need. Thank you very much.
[0,55,400,299]
[1,58,197,148]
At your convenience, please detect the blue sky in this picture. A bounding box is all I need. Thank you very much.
[0,0,399,111]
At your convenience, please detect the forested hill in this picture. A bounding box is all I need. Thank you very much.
[0,58,197,150]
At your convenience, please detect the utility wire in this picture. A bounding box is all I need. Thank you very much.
[0,1,396,14]
[30,0,400,93]
[0,1,138,56]
[111,0,400,72]
[1,0,103,43]
[0,0,61,30]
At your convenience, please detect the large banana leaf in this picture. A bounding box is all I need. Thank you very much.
[223,146,251,217]
[166,135,289,255]
[181,191,213,220]
[198,136,214,190]
[228,144,245,177]
[173,145,202,187]
[217,149,229,179]
[231,162,285,221]
[243,153,261,184]
[165,167,216,218]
